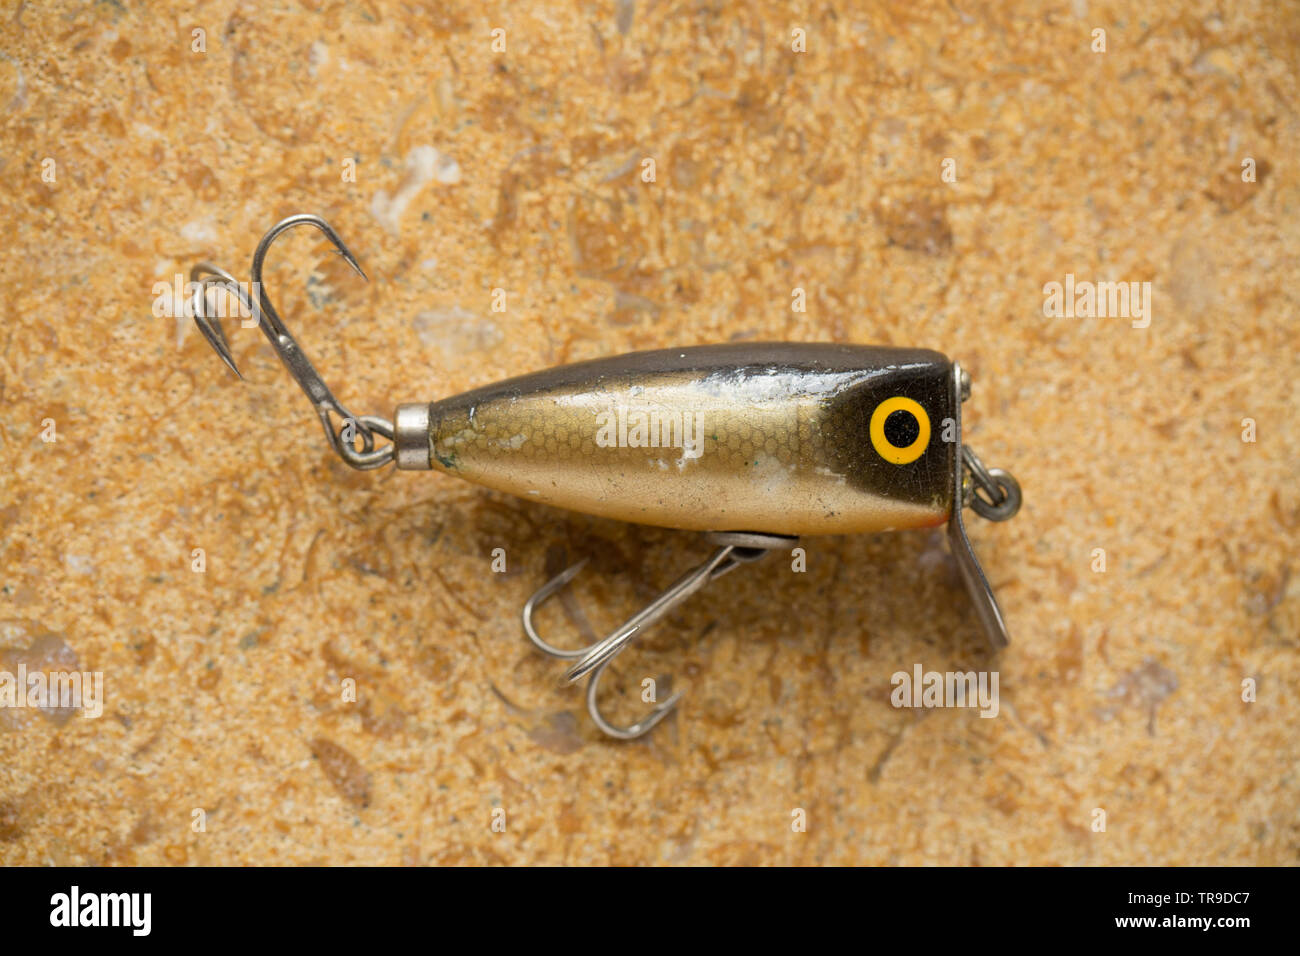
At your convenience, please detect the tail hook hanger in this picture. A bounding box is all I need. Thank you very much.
[522,532,796,740]
[189,214,394,470]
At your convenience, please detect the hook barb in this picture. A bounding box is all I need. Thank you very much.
[189,262,249,379]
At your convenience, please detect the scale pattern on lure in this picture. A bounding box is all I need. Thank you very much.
[414,343,955,535]
[190,215,1022,741]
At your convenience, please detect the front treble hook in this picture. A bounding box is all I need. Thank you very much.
[522,532,796,740]
[189,214,394,470]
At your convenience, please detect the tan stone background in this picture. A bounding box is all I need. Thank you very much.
[0,0,1296,865]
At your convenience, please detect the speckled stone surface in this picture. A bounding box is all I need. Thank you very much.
[0,1,1296,865]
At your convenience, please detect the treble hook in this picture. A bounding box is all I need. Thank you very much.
[189,214,394,470]
[522,532,796,739]
[522,562,679,738]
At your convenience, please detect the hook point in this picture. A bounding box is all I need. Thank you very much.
[218,350,243,379]
[334,246,368,282]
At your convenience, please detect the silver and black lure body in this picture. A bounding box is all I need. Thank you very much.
[191,215,1022,740]
[398,343,956,535]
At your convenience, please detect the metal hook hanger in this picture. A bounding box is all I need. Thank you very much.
[948,362,1022,650]
[522,532,795,739]
[189,214,394,470]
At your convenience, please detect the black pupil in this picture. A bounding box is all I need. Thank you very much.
[884,409,920,448]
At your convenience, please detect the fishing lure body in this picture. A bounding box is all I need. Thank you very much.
[191,215,1022,740]
[393,343,954,536]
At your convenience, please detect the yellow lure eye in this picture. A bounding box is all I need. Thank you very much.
[869,396,930,465]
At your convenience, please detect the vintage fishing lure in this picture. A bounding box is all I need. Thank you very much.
[191,215,1022,740]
